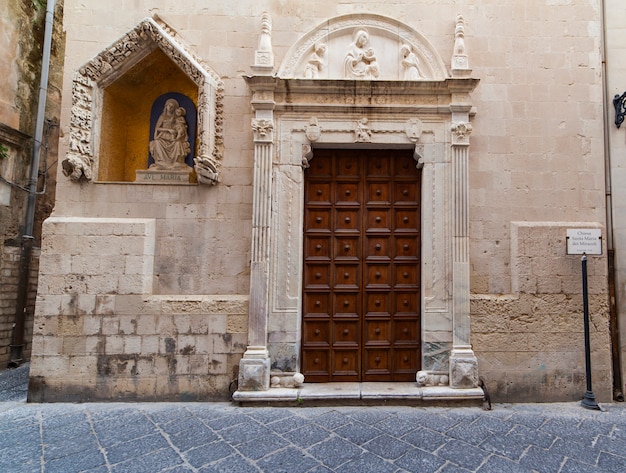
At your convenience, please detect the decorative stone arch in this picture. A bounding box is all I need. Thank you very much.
[277,13,448,81]
[237,13,481,400]
[61,16,223,185]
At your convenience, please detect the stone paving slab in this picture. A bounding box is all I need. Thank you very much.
[1,366,626,472]
[0,363,29,402]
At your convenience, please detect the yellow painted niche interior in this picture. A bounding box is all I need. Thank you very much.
[98,48,198,182]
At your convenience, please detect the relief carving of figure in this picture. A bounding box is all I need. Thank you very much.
[304,42,326,79]
[401,44,421,80]
[149,98,191,170]
[354,117,372,142]
[344,28,380,79]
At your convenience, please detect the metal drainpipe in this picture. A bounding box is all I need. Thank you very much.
[8,0,56,368]
[599,0,624,401]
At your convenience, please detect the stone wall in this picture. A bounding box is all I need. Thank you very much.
[29,293,247,401]
[29,217,247,401]
[473,223,611,402]
[0,245,39,367]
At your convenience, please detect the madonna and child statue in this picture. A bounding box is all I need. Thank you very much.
[136,93,197,183]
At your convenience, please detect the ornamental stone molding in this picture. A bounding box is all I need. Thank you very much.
[62,16,224,185]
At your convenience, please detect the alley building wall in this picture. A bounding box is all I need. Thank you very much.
[0,0,64,368]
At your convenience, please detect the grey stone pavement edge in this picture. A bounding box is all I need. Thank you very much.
[2,366,626,472]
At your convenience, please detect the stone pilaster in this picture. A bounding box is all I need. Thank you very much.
[238,88,275,391]
[449,119,478,388]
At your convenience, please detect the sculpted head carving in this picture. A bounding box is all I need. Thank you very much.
[354,29,369,47]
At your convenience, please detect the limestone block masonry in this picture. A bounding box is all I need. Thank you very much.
[29,217,248,401]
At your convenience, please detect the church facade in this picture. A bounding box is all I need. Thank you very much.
[27,0,626,403]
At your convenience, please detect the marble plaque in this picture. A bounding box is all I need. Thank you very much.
[135,169,192,184]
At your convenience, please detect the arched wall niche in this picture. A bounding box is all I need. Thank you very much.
[61,16,224,185]
[277,13,449,80]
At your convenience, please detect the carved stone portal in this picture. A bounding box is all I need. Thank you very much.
[238,13,480,398]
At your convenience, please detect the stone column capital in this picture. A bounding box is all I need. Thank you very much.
[252,118,274,143]
[451,121,472,146]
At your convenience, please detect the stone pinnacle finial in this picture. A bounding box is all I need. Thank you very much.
[451,13,470,76]
[254,12,274,72]
[454,14,465,56]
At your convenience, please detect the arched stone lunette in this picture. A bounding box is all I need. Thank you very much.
[61,16,224,185]
[277,13,448,80]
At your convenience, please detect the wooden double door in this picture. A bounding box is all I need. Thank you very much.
[302,149,421,382]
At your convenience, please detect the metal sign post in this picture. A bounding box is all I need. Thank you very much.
[580,255,600,410]
[566,229,602,410]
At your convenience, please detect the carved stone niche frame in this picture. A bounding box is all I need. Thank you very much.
[240,13,481,395]
[61,16,224,185]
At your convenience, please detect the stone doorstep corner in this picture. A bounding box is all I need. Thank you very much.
[232,382,485,405]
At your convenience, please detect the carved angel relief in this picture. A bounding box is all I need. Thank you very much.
[401,44,421,80]
[304,43,326,79]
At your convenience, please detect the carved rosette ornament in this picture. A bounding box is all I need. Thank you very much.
[251,119,274,143]
[451,121,472,145]
[62,16,224,185]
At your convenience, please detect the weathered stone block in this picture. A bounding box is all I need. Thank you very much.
[238,357,270,391]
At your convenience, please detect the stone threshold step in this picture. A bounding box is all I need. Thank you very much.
[233,382,485,407]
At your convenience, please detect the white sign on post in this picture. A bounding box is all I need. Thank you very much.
[566,229,602,255]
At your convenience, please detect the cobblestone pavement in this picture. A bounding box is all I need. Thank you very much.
[1,366,626,472]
